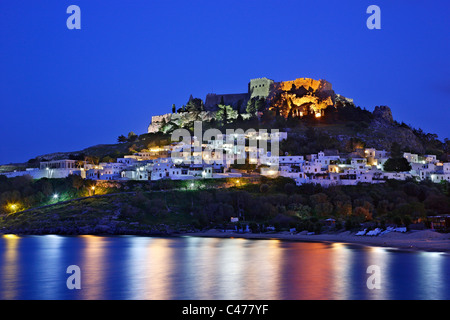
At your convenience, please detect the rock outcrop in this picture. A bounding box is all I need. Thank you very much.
[373,106,394,123]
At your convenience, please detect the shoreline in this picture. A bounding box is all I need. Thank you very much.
[181,229,450,253]
[1,229,449,253]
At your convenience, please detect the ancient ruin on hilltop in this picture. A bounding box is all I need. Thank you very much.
[148,77,355,133]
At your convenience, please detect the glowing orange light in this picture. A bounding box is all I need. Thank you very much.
[3,234,19,239]
[7,203,19,213]
[315,112,322,118]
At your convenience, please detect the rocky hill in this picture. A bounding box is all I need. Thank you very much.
[3,76,447,168]
[364,108,426,153]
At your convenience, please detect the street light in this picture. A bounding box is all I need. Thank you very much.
[8,203,18,213]
[53,194,59,200]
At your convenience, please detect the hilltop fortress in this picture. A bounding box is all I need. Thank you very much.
[204,77,275,112]
[148,77,354,133]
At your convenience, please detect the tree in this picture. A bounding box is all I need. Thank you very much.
[424,194,450,215]
[383,158,412,172]
[102,156,114,163]
[128,132,138,142]
[117,135,127,143]
[186,97,204,113]
[223,104,228,125]
[354,206,372,221]
[236,100,243,114]
[246,98,256,114]
[70,174,84,192]
[260,184,269,193]
[85,155,99,165]
[403,182,420,197]
[255,98,266,112]
[314,202,334,217]
[172,104,176,113]
[444,138,450,153]
[236,106,243,122]
[216,104,237,124]
[390,142,403,158]
[403,215,412,230]
[393,216,402,227]
[284,183,296,195]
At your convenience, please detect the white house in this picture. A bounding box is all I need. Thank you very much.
[430,173,450,183]
[424,154,438,164]
[382,172,412,180]
[279,156,304,166]
[39,160,83,179]
[366,148,388,159]
[351,158,368,170]
[122,167,149,181]
[314,151,340,169]
[303,162,323,174]
[443,163,450,174]
[403,152,419,163]
[85,162,127,181]
[150,162,182,180]
[117,157,139,165]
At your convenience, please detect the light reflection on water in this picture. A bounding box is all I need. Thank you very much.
[0,235,449,300]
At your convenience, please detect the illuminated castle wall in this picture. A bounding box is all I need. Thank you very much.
[267,78,336,118]
[149,76,353,133]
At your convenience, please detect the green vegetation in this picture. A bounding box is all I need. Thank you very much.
[2,90,449,235]
[155,97,450,162]
[382,142,413,172]
[1,175,449,235]
[383,158,412,172]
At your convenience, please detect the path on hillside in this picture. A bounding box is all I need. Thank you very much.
[7,184,229,215]
[7,189,177,215]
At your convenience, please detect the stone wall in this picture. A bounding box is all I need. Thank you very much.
[204,93,249,111]
[148,76,352,132]
[267,77,336,118]
[278,78,332,93]
[148,111,218,133]
[249,77,274,100]
[148,113,172,133]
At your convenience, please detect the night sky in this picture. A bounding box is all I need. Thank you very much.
[0,0,449,164]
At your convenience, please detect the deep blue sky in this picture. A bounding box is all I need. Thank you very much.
[0,0,449,164]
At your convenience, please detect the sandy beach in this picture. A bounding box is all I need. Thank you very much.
[184,229,450,253]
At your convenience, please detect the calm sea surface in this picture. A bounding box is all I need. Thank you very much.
[0,235,449,300]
